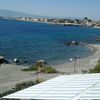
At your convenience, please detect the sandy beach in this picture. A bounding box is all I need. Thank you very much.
[54,44,100,74]
[0,64,60,92]
[0,44,100,92]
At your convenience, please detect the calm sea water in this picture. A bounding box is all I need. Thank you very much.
[0,19,100,65]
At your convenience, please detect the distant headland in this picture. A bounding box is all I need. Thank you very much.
[1,16,100,29]
[0,9,100,28]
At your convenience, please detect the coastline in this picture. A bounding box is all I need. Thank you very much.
[53,44,100,74]
[0,44,100,92]
[2,18,100,29]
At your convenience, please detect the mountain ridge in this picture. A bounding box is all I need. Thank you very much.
[0,9,44,18]
[0,9,83,20]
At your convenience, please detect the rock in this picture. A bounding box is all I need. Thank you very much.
[96,37,100,42]
[64,41,80,46]
[64,41,87,47]
[0,56,5,64]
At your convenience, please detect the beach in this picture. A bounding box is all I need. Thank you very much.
[0,44,100,92]
[54,44,100,74]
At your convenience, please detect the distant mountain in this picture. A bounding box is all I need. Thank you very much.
[0,9,82,19]
[0,9,43,18]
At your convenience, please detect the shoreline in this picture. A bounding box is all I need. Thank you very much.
[0,44,100,92]
[53,44,100,74]
[50,44,96,67]
[2,18,100,29]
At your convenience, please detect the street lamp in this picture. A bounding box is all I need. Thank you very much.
[70,57,80,74]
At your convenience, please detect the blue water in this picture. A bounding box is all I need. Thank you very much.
[0,19,100,65]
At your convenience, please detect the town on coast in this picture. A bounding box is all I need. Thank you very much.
[1,16,100,28]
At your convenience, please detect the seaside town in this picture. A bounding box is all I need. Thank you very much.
[0,16,100,28]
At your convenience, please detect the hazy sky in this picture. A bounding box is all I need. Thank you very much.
[0,0,100,19]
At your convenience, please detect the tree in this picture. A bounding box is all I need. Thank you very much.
[84,17,88,20]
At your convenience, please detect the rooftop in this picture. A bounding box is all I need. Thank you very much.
[2,73,100,100]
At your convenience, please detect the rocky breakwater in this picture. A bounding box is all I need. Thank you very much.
[64,41,87,46]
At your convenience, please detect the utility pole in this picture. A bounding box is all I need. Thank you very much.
[70,57,80,74]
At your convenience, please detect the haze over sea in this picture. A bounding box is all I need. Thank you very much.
[0,19,100,65]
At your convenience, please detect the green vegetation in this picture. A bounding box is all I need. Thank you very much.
[89,59,100,73]
[0,81,35,97]
[21,66,37,71]
[42,66,57,73]
[21,66,58,73]
[0,79,44,97]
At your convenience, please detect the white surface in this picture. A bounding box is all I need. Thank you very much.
[2,73,100,100]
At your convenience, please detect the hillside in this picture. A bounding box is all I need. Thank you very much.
[0,9,39,18]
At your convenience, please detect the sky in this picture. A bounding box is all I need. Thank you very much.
[0,0,100,20]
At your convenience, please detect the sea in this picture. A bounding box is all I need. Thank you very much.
[0,18,100,65]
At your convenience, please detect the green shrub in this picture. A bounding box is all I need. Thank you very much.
[89,59,100,73]
[0,81,35,97]
[43,66,57,73]
[21,66,58,74]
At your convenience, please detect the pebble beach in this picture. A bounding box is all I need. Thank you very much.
[0,44,100,92]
